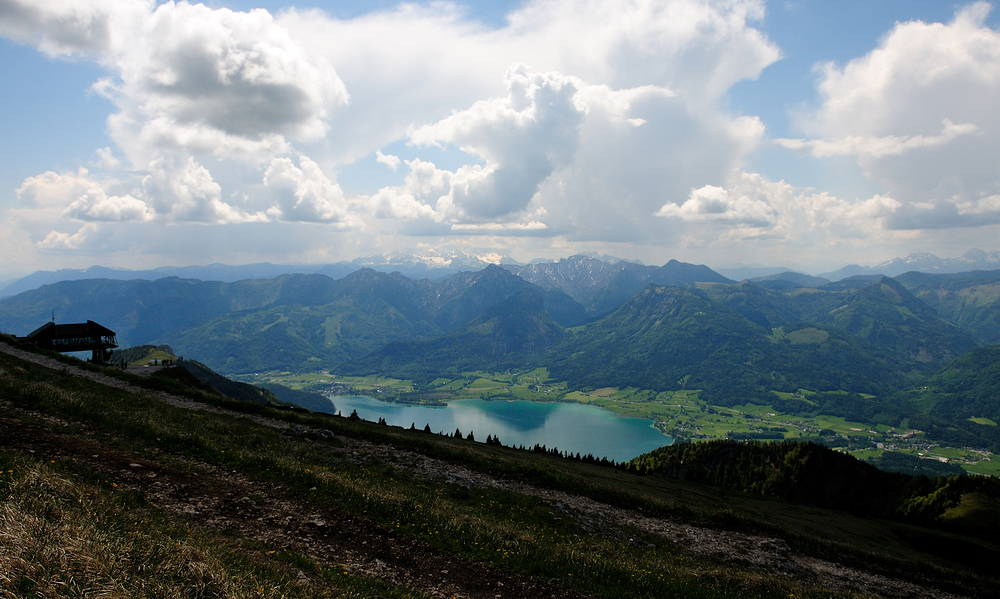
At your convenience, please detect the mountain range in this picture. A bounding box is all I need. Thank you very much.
[6,248,1000,298]
[1,257,994,392]
[818,248,1000,280]
[0,249,518,297]
[4,254,1000,455]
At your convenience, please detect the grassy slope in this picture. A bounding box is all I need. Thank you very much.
[0,455,421,599]
[2,344,999,598]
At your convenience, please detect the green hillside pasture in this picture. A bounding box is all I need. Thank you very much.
[468,377,506,390]
[240,371,416,395]
[854,447,1000,478]
[783,327,830,344]
[392,369,571,403]
[331,375,414,394]
[321,314,341,347]
[111,344,179,365]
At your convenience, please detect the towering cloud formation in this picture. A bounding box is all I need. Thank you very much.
[106,1,346,164]
[1,0,352,235]
[264,156,355,225]
[5,1,995,270]
[784,2,1000,229]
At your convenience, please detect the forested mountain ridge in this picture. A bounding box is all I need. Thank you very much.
[895,269,1000,345]
[821,277,978,366]
[349,288,566,379]
[627,439,1000,525]
[696,280,802,328]
[697,277,979,370]
[0,276,285,345]
[504,255,733,316]
[890,345,1000,452]
[429,264,587,329]
[540,284,929,403]
[546,284,777,400]
[2,262,999,400]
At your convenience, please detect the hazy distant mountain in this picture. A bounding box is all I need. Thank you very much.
[817,264,884,281]
[819,249,1000,281]
[0,250,518,297]
[875,249,1000,277]
[896,270,1000,346]
[503,255,732,317]
[587,259,733,316]
[1,266,154,297]
[0,275,334,347]
[713,266,793,281]
[503,255,644,304]
[350,249,519,280]
[0,263,357,298]
[818,275,885,291]
[749,271,830,290]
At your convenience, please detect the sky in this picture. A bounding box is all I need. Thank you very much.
[2,0,1000,278]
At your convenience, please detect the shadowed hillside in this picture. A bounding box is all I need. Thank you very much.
[3,338,1000,598]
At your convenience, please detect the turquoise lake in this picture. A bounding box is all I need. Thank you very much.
[326,396,672,463]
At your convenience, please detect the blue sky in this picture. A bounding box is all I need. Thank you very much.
[2,0,1000,277]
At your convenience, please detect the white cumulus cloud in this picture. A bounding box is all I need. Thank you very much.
[109,1,347,164]
[657,171,905,246]
[0,0,148,57]
[65,188,151,222]
[37,223,103,251]
[263,156,357,225]
[408,64,586,220]
[794,2,1000,230]
[1,0,801,264]
[142,154,263,223]
[15,168,102,210]
[656,183,777,227]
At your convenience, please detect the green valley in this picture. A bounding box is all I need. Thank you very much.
[241,365,1000,478]
[7,259,1000,479]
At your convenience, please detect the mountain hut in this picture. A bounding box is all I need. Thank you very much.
[18,320,118,363]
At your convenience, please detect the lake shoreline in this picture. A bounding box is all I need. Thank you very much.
[326,394,674,463]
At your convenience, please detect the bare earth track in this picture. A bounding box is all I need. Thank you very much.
[0,342,970,598]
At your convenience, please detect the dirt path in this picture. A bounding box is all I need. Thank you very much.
[0,342,970,598]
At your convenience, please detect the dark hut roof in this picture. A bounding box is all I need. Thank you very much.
[25,320,116,341]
